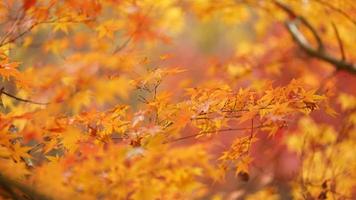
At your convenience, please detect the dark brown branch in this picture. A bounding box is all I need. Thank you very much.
[1,87,49,105]
[0,23,37,48]
[112,36,132,54]
[0,18,95,48]
[0,179,24,200]
[164,124,269,144]
[274,0,324,50]
[247,119,254,153]
[285,20,356,74]
[274,1,356,74]
[331,22,346,60]
[0,173,52,200]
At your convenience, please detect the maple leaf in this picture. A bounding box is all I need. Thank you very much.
[61,128,82,153]
[0,60,22,80]
[0,1,355,199]
[238,109,257,124]
[95,19,122,39]
[43,139,59,154]
[11,143,32,162]
[53,22,70,34]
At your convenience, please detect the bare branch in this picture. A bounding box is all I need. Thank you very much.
[163,124,270,144]
[0,173,52,200]
[1,87,49,105]
[112,36,132,54]
[0,18,95,48]
[274,1,356,74]
[331,22,346,60]
[285,20,356,74]
[274,0,324,50]
[0,23,37,48]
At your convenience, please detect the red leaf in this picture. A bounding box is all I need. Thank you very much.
[23,0,36,11]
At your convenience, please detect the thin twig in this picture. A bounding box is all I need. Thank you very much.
[314,0,356,27]
[164,124,269,144]
[1,87,49,105]
[0,18,94,48]
[247,118,254,153]
[0,22,37,48]
[274,0,356,74]
[331,22,346,60]
[112,36,132,54]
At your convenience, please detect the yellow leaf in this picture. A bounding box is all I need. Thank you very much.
[239,110,257,124]
[53,22,70,34]
[227,63,251,78]
[338,93,356,111]
[61,128,81,153]
[11,143,32,162]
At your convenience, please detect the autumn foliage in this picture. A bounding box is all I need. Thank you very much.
[0,0,355,199]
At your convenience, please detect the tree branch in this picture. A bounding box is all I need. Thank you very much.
[1,87,49,105]
[274,0,324,50]
[331,22,346,60]
[0,18,95,48]
[163,124,270,144]
[274,1,356,74]
[0,173,52,200]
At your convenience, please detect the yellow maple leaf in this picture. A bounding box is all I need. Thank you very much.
[53,22,70,34]
[61,128,82,153]
[11,143,32,162]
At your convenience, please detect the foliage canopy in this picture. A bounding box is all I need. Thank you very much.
[0,0,355,199]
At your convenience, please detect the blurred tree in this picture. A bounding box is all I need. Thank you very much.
[0,0,355,199]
